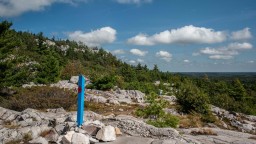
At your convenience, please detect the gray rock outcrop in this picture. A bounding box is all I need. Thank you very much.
[211,105,256,133]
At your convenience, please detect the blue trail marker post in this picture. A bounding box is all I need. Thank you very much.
[77,75,85,127]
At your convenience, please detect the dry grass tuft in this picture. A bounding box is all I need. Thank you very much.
[248,136,256,140]
[179,113,203,128]
[3,120,19,129]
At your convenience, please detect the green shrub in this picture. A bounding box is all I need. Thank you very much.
[176,80,210,115]
[147,113,179,128]
[90,75,116,90]
[136,92,179,128]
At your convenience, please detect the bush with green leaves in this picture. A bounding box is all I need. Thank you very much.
[135,92,179,128]
[176,79,210,115]
[89,75,116,91]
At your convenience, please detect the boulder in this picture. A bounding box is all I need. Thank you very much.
[62,131,75,144]
[55,123,69,135]
[246,115,256,122]
[29,136,48,144]
[162,95,177,102]
[115,89,145,103]
[86,95,107,103]
[71,133,90,144]
[43,129,59,142]
[108,99,120,105]
[82,125,100,136]
[96,125,116,142]
[112,115,180,139]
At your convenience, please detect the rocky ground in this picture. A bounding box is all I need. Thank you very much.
[1,106,256,144]
[1,76,252,143]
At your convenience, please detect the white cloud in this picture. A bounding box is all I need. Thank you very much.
[200,47,238,56]
[68,27,116,47]
[130,49,148,56]
[128,60,136,64]
[248,60,254,63]
[209,55,233,60]
[115,0,152,4]
[137,58,144,63]
[112,49,125,55]
[231,28,252,40]
[128,25,226,46]
[184,59,190,63]
[227,42,253,50]
[127,34,154,46]
[156,51,172,62]
[199,42,253,60]
[0,0,88,17]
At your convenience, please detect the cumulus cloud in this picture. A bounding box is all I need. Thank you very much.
[127,34,154,46]
[248,60,254,63]
[156,51,172,62]
[128,60,136,64]
[128,25,227,46]
[114,0,152,4]
[231,28,252,40]
[227,42,253,50]
[199,42,253,60]
[209,55,233,60]
[130,49,148,56]
[0,0,88,17]
[112,49,125,55]
[68,27,116,47]
[184,60,190,63]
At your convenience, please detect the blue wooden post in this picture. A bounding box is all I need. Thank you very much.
[77,75,85,127]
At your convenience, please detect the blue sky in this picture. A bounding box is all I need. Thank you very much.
[1,0,256,72]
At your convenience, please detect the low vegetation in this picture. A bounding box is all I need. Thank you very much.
[1,86,76,111]
[5,133,32,144]
[136,93,179,128]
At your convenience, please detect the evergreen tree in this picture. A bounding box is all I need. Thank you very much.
[230,79,247,101]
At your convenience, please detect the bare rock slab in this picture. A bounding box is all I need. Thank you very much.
[96,136,154,144]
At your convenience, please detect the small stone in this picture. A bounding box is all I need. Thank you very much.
[70,76,79,84]
[115,127,122,135]
[119,108,124,112]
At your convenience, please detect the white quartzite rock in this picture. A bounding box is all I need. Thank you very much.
[96,125,116,142]
[29,136,48,144]
[70,76,79,84]
[71,133,90,144]
[62,131,75,144]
